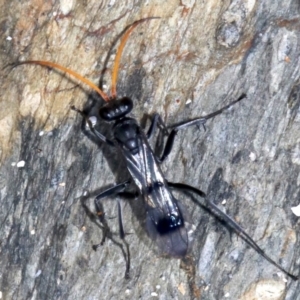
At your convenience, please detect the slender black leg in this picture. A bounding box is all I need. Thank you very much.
[82,180,134,279]
[158,94,246,162]
[144,113,174,163]
[146,113,171,163]
[158,129,178,163]
[71,105,115,146]
[168,181,206,198]
[170,94,246,131]
[93,180,131,240]
[146,113,169,139]
[170,181,298,280]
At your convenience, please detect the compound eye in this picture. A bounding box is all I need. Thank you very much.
[120,97,133,113]
[99,97,133,121]
[99,106,114,120]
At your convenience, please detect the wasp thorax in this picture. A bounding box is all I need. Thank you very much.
[99,97,133,121]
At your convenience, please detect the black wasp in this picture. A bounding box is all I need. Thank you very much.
[14,17,298,280]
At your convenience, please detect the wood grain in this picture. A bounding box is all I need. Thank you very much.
[1,1,300,299]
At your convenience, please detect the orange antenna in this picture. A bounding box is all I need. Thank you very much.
[111,17,159,99]
[15,60,110,102]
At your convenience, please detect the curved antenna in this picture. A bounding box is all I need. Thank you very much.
[14,60,110,102]
[111,17,160,99]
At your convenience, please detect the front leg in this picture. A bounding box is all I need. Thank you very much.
[162,94,247,162]
[71,105,115,146]
[146,113,169,139]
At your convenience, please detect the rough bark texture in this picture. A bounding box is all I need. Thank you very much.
[1,1,300,299]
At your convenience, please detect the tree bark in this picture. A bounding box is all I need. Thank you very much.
[1,1,300,299]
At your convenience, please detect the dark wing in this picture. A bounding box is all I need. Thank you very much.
[120,131,193,256]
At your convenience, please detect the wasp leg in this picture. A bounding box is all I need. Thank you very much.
[71,106,115,146]
[82,180,132,279]
[158,94,246,162]
[93,180,131,239]
[146,113,169,139]
[146,113,173,163]
[169,181,298,281]
[171,94,246,131]
[168,181,206,198]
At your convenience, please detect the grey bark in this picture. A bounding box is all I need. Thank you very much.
[1,1,300,299]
